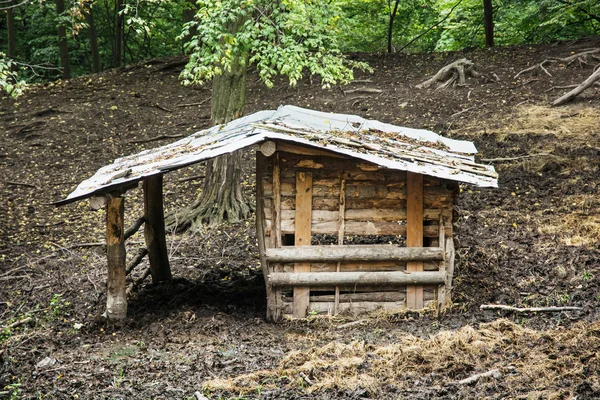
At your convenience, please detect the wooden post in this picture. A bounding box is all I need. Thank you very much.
[106,196,127,323]
[257,152,279,322]
[334,178,346,315]
[293,171,313,318]
[143,174,172,283]
[271,153,283,320]
[406,172,424,309]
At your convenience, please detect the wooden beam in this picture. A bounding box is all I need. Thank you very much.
[266,245,443,263]
[293,171,313,318]
[406,172,424,309]
[259,141,277,157]
[269,271,445,287]
[143,174,172,283]
[257,152,280,322]
[106,196,127,323]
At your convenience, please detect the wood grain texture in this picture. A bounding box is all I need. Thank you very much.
[293,171,313,318]
[270,271,445,287]
[106,196,127,323]
[406,172,424,309]
[143,174,172,283]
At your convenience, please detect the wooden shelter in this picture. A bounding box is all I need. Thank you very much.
[56,106,497,322]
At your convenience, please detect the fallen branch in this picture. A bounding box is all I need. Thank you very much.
[515,78,539,88]
[153,103,173,113]
[480,153,553,162]
[5,317,33,329]
[514,60,554,79]
[416,59,480,90]
[126,267,151,295]
[342,88,383,95]
[336,319,366,330]
[452,369,502,385]
[177,97,211,107]
[480,304,583,313]
[126,248,148,275]
[124,216,145,240]
[6,181,37,189]
[129,134,185,144]
[552,67,600,106]
[178,174,205,183]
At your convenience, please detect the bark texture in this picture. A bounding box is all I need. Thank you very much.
[85,3,101,73]
[483,0,494,47]
[56,0,71,79]
[7,3,17,60]
[106,196,127,323]
[114,0,123,67]
[143,175,172,282]
[166,15,251,231]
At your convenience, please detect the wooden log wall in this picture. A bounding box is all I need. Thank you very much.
[257,143,457,319]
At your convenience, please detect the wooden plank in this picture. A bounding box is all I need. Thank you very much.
[270,271,445,287]
[406,172,424,309]
[276,142,346,158]
[266,245,444,263]
[106,196,127,323]
[143,174,172,283]
[293,171,313,318]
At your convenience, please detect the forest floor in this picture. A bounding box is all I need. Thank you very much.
[1,37,600,399]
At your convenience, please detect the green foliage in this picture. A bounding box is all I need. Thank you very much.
[0,54,26,97]
[181,0,371,89]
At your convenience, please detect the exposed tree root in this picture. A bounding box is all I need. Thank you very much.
[514,48,600,79]
[416,58,480,90]
[553,66,600,106]
[165,151,253,232]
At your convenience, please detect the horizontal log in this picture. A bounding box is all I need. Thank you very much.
[275,208,452,223]
[282,299,435,316]
[273,219,450,236]
[268,271,445,287]
[266,245,443,263]
[282,260,406,273]
[283,291,407,303]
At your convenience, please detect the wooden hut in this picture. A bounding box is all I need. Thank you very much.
[56,105,497,322]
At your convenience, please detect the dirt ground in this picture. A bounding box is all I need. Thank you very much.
[1,37,600,399]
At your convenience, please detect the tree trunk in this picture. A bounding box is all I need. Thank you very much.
[114,0,123,67]
[56,0,71,79]
[166,15,252,232]
[483,0,494,47]
[85,3,101,73]
[7,2,17,60]
[182,0,197,52]
[387,0,400,53]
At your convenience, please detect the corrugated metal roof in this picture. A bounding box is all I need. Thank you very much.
[57,105,497,205]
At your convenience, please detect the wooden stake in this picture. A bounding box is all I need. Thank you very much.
[406,172,424,309]
[335,178,346,315]
[257,152,280,322]
[106,196,127,323]
[143,174,172,283]
[293,171,313,318]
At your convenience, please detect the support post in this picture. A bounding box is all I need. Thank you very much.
[106,196,127,322]
[293,171,313,318]
[406,172,424,309]
[143,174,172,283]
[257,152,279,322]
